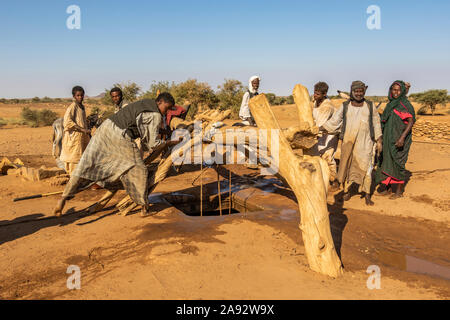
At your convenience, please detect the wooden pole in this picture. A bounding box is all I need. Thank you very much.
[200,143,203,217]
[217,166,222,216]
[229,168,232,215]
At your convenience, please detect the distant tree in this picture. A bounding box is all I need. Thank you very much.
[265,93,277,105]
[102,82,141,105]
[41,96,53,103]
[216,79,245,118]
[31,97,40,103]
[411,90,448,115]
[286,95,294,104]
[171,79,218,117]
[140,81,174,100]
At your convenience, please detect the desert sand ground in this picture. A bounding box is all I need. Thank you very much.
[0,101,449,300]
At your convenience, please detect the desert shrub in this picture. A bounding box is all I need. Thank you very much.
[216,79,245,118]
[102,82,141,105]
[411,90,448,115]
[142,79,218,119]
[21,107,39,125]
[171,79,218,110]
[38,109,58,126]
[265,93,276,105]
[41,96,53,103]
[0,98,6,104]
[31,97,40,103]
[286,95,294,104]
[265,94,293,106]
[21,107,58,127]
[0,118,6,127]
[140,81,174,100]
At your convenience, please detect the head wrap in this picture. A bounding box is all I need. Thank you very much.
[350,80,368,102]
[381,80,416,123]
[249,76,260,94]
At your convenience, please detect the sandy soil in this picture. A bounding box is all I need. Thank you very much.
[0,102,449,300]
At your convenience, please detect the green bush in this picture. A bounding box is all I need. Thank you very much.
[41,96,53,103]
[0,117,6,127]
[38,109,58,126]
[216,79,245,118]
[266,93,276,105]
[171,79,218,110]
[141,81,174,100]
[21,107,58,127]
[265,93,294,106]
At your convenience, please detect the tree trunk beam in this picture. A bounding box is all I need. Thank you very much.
[249,91,343,278]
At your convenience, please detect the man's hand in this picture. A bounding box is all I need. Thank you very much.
[395,137,405,149]
[376,137,383,156]
[319,126,328,133]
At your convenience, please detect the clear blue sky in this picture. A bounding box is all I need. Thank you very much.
[1,0,449,98]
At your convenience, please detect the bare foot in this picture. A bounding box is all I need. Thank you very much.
[140,205,158,218]
[365,194,375,206]
[390,193,403,200]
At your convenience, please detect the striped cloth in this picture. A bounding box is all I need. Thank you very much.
[63,119,149,205]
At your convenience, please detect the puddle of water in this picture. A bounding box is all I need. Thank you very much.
[378,250,450,281]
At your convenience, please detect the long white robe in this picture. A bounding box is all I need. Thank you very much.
[323,101,382,193]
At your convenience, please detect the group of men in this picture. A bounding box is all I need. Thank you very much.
[53,77,413,217]
[239,79,414,206]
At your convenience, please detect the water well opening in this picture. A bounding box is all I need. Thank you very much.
[164,193,246,217]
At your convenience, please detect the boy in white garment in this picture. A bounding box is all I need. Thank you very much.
[309,82,339,190]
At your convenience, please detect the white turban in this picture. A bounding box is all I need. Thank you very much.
[248,75,260,94]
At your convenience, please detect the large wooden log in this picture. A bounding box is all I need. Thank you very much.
[249,88,343,278]
[293,84,315,129]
